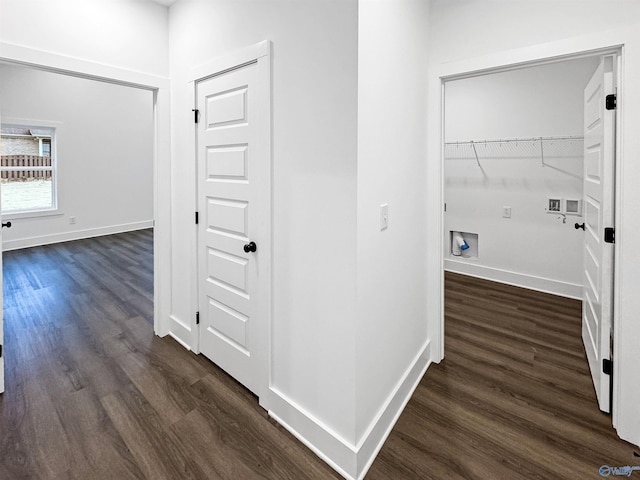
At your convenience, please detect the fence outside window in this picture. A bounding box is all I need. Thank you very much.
[0,155,53,180]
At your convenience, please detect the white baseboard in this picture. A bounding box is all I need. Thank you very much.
[444,258,582,299]
[167,314,194,351]
[267,388,358,479]
[2,220,154,251]
[355,340,431,479]
[267,339,432,480]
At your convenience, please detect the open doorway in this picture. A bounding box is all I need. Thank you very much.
[442,51,619,415]
[0,59,159,395]
[0,62,154,249]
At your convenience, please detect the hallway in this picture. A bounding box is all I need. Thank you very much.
[0,230,340,480]
[0,233,635,479]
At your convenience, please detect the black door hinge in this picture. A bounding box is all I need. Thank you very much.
[0,344,2,358]
[192,108,199,123]
[196,311,200,325]
[603,358,613,375]
[604,227,615,244]
[195,211,199,225]
[606,94,617,110]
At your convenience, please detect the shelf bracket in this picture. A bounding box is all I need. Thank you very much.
[471,141,480,167]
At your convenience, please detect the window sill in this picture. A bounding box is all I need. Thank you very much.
[2,208,63,220]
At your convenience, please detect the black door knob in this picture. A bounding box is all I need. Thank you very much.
[2,221,11,229]
[575,222,585,230]
[243,241,257,253]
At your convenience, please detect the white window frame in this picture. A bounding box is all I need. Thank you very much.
[0,122,61,219]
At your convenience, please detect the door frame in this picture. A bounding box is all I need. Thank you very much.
[0,41,172,335]
[428,32,630,431]
[188,40,273,402]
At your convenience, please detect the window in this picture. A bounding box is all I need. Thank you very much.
[0,125,57,215]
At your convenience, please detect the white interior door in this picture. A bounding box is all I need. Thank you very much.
[582,55,616,413]
[196,61,269,396]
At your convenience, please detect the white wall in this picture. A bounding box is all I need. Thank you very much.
[355,0,430,475]
[168,0,360,474]
[0,0,169,76]
[444,58,599,297]
[0,0,173,343]
[428,0,640,452]
[429,0,640,66]
[0,64,154,249]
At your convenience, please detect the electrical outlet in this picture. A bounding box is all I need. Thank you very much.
[547,198,562,213]
[69,216,76,225]
[503,206,511,218]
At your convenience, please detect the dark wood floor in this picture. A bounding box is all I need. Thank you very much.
[368,272,636,479]
[0,230,340,480]
[0,232,635,479]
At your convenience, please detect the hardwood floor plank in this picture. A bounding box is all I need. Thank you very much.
[171,409,264,480]
[424,364,629,466]
[368,272,636,479]
[55,305,138,394]
[185,373,342,480]
[15,378,71,479]
[2,233,636,479]
[0,230,340,480]
[53,388,145,479]
[374,406,537,480]
[110,347,199,425]
[101,386,208,480]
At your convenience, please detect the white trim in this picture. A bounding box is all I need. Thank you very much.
[187,40,274,353]
[168,329,192,351]
[267,341,431,480]
[444,260,583,299]
[429,26,638,449]
[2,220,153,251]
[168,314,193,351]
[612,51,624,430]
[186,78,199,353]
[268,388,358,478]
[0,42,168,90]
[189,40,270,83]
[2,209,63,221]
[187,41,273,403]
[355,341,431,480]
[0,40,172,338]
[269,410,356,480]
[0,119,60,216]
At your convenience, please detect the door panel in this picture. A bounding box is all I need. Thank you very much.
[206,247,249,293]
[206,145,248,180]
[206,198,249,237]
[582,55,615,413]
[196,62,268,395]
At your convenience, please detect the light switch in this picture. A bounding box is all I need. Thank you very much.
[503,206,511,218]
[380,203,389,230]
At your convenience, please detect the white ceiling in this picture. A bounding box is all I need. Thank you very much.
[149,0,177,7]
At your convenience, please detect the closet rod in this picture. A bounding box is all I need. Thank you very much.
[445,135,584,146]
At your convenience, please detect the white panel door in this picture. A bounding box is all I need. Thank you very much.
[196,62,269,395]
[582,55,616,413]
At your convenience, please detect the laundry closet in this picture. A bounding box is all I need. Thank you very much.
[443,56,603,299]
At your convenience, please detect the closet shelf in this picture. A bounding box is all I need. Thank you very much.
[445,135,583,146]
[444,135,584,166]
